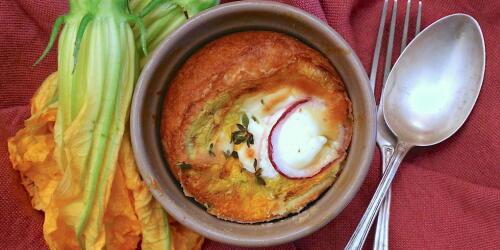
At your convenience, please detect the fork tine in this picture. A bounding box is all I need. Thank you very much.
[369,0,389,92]
[415,1,422,35]
[382,0,398,85]
[400,0,411,53]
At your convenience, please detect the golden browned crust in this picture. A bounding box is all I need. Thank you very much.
[161,31,352,223]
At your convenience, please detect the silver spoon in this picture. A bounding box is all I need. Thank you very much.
[346,13,485,249]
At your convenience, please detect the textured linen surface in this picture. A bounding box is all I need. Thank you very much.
[1,0,499,249]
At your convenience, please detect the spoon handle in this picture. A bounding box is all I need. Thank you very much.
[373,145,394,250]
[345,142,412,250]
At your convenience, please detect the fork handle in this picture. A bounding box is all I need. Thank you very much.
[373,145,394,250]
[345,142,412,250]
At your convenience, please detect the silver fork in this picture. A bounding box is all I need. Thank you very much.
[373,1,422,249]
[372,1,422,249]
[346,0,422,249]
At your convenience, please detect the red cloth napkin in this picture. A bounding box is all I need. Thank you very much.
[1,0,499,249]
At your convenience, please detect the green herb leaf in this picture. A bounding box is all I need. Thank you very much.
[231,151,239,159]
[260,99,265,105]
[176,162,192,170]
[208,143,215,157]
[253,160,266,185]
[251,115,259,123]
[232,131,247,145]
[246,134,254,147]
[236,124,246,131]
[242,113,249,128]
[231,115,254,146]
[256,168,262,175]
[256,176,266,186]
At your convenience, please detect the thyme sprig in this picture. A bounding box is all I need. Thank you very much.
[253,159,266,185]
[230,113,254,147]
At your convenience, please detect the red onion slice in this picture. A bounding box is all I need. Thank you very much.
[268,98,344,179]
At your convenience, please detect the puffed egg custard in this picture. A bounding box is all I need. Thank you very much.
[161,31,352,223]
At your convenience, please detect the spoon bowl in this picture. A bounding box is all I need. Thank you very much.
[383,14,485,146]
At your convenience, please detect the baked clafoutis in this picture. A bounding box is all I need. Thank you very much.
[161,31,353,223]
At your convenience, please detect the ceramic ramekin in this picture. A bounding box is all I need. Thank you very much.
[130,1,375,247]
